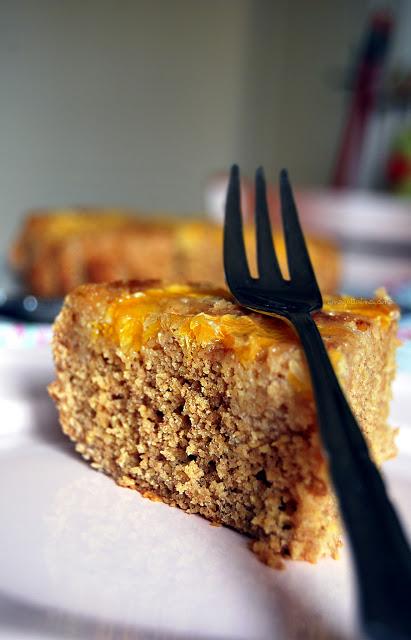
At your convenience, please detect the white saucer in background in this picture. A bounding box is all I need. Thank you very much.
[205,178,411,295]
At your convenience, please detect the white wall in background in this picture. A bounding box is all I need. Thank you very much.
[0,0,367,257]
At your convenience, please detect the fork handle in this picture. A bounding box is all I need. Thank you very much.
[291,312,411,640]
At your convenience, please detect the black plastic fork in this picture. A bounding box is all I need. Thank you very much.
[224,165,411,640]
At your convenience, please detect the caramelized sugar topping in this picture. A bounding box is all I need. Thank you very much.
[93,284,399,363]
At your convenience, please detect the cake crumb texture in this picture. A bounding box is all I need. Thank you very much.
[49,282,398,565]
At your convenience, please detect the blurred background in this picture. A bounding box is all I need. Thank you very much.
[1,0,411,298]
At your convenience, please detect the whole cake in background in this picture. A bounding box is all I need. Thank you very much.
[49,281,399,566]
[10,209,340,296]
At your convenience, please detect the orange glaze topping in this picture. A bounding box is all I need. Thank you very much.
[34,211,133,239]
[33,212,211,241]
[94,284,399,362]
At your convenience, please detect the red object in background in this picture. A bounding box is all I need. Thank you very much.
[332,11,393,188]
[387,152,411,186]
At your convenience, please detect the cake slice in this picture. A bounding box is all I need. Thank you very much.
[49,282,399,565]
[10,209,340,296]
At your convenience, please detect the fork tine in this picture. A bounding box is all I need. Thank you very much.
[255,167,283,283]
[279,169,320,289]
[224,165,252,284]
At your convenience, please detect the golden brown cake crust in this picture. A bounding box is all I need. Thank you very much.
[49,282,398,565]
[10,209,340,296]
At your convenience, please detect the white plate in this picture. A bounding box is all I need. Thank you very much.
[0,349,410,640]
